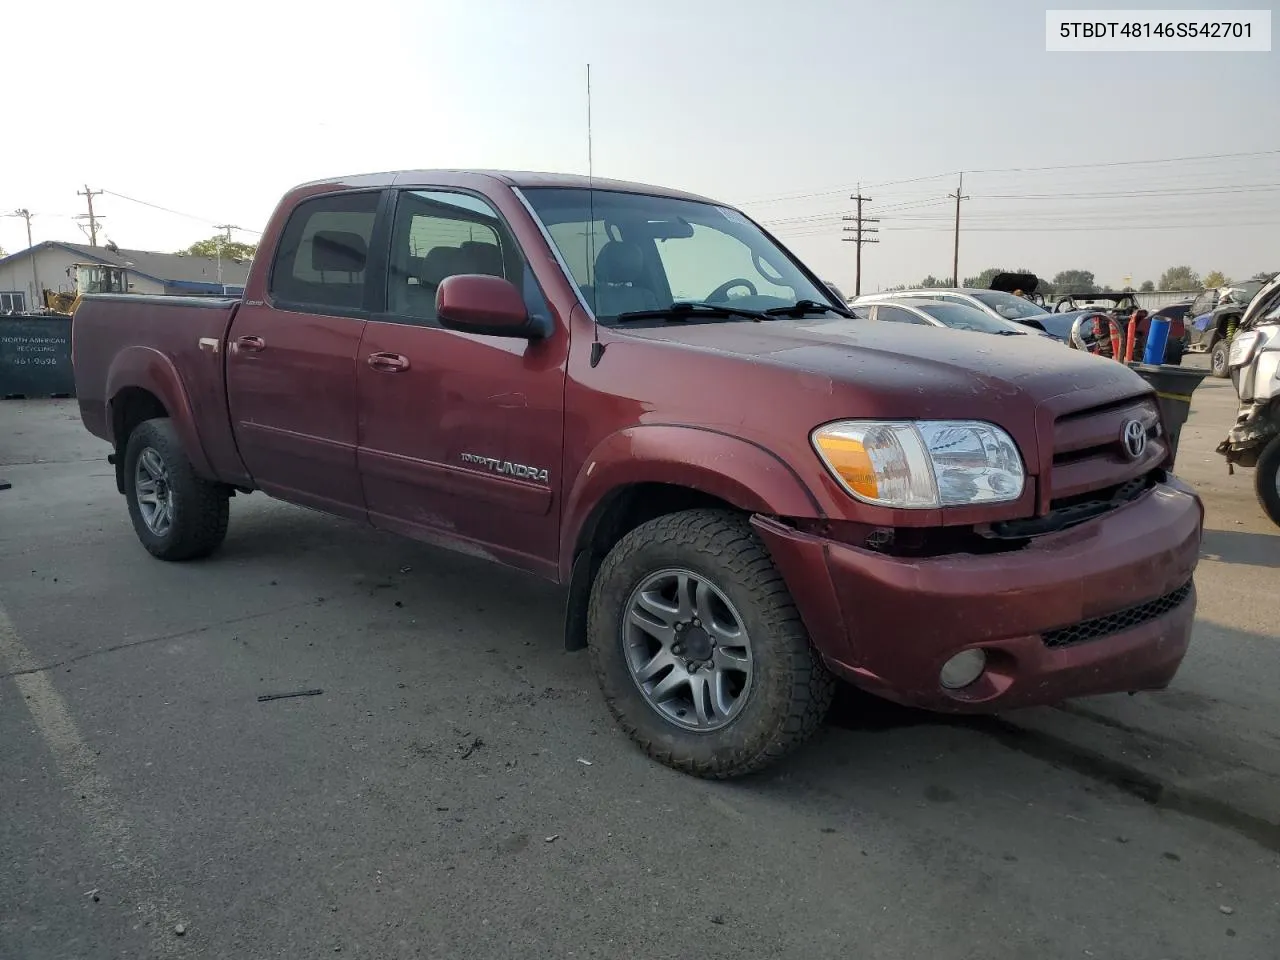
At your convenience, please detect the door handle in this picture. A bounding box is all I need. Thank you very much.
[367,352,410,372]
[235,335,266,353]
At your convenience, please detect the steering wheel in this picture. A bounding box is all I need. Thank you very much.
[707,278,758,302]
[1071,313,1124,359]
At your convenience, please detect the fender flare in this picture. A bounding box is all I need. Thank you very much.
[557,423,823,580]
[105,346,214,479]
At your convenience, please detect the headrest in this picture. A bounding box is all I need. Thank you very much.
[421,246,465,286]
[594,241,645,286]
[311,230,367,273]
[460,240,503,277]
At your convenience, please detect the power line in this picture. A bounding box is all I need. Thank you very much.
[737,147,1280,208]
[965,147,1280,177]
[101,190,263,235]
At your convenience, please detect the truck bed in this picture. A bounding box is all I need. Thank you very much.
[73,293,248,486]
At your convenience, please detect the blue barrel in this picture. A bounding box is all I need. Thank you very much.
[0,314,75,398]
[1142,317,1171,365]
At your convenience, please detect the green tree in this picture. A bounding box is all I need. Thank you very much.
[1203,270,1226,288]
[1139,280,1155,292]
[1159,265,1200,290]
[915,274,950,288]
[962,267,1006,289]
[1051,269,1098,294]
[181,236,258,261]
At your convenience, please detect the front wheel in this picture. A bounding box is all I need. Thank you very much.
[1255,435,1280,528]
[1210,339,1231,378]
[123,418,230,561]
[587,508,834,778]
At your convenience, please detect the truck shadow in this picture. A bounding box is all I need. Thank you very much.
[1199,526,1280,568]
[209,500,1279,851]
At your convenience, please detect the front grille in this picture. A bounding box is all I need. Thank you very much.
[1041,581,1193,649]
[1049,396,1167,503]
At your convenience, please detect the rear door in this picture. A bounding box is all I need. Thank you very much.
[355,187,568,578]
[226,190,382,520]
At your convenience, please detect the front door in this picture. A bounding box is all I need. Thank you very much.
[355,188,568,578]
[225,189,381,520]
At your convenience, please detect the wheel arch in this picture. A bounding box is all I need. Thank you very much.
[559,425,823,650]
[105,347,212,491]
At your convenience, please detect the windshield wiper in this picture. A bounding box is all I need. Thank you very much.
[614,301,771,324]
[992,329,1028,336]
[764,299,852,318]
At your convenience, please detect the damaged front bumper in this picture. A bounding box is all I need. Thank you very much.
[1216,401,1280,469]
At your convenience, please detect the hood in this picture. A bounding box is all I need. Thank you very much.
[989,272,1039,295]
[615,315,1151,421]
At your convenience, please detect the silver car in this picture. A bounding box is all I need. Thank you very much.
[854,287,1059,337]
[849,294,1056,339]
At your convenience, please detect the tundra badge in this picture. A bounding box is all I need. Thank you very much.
[461,453,549,483]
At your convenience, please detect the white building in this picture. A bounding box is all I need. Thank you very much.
[0,241,251,313]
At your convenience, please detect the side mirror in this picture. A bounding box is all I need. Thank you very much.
[436,274,545,339]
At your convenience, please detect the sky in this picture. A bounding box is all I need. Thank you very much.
[2,0,1277,292]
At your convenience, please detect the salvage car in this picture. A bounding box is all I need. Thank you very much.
[71,170,1204,779]
[1187,278,1275,378]
[854,287,1057,336]
[848,296,1056,339]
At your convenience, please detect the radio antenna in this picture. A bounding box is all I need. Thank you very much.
[586,62,603,365]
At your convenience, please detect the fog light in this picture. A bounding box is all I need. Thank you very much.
[939,649,987,690]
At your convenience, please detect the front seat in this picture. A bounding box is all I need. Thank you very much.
[591,241,660,317]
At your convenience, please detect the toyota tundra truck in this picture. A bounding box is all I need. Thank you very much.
[70,170,1204,778]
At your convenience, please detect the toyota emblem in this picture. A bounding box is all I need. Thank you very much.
[1121,419,1147,460]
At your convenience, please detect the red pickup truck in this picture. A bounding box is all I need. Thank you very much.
[72,170,1203,778]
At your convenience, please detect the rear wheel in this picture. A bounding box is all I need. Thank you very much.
[587,508,834,778]
[123,418,230,561]
[1210,339,1231,378]
[1255,435,1280,528]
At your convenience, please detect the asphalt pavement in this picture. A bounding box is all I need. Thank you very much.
[2,361,1278,959]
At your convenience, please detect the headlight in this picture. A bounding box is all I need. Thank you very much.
[811,420,1025,508]
[1229,331,1260,369]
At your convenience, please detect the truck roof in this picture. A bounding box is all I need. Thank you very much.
[293,169,718,204]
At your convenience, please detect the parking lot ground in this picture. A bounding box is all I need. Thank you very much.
[2,371,1278,960]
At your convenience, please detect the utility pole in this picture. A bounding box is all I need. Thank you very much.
[212,224,239,290]
[950,172,968,286]
[76,185,103,246]
[8,209,40,309]
[841,185,879,297]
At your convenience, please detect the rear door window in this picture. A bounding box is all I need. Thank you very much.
[875,304,931,325]
[268,191,380,315]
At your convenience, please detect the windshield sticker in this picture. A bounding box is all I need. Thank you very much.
[716,206,750,226]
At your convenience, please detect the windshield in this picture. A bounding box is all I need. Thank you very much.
[916,301,1025,334]
[972,291,1051,321]
[1225,280,1264,304]
[521,187,837,322]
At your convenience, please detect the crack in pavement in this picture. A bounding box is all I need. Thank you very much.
[0,596,338,679]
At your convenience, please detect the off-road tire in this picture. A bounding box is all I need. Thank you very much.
[1255,435,1280,528]
[1210,338,1231,378]
[587,508,834,778]
[123,417,230,561]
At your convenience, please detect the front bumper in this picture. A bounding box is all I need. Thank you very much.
[754,477,1203,713]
